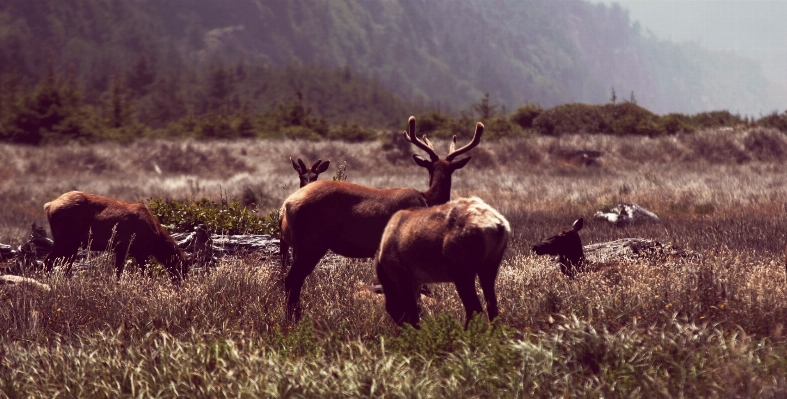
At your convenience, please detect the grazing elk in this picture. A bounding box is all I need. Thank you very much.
[291,157,331,188]
[43,191,188,283]
[279,116,483,320]
[532,218,586,278]
[375,197,510,329]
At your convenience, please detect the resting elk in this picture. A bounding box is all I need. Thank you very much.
[279,116,484,320]
[375,197,510,329]
[291,157,330,188]
[532,218,586,278]
[43,191,189,283]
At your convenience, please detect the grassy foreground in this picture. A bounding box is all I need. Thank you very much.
[3,129,787,397]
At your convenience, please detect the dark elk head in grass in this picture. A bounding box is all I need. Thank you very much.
[533,218,586,278]
[291,157,330,188]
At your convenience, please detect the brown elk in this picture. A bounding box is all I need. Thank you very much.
[43,191,188,283]
[291,157,330,188]
[532,218,586,278]
[279,116,483,320]
[281,157,331,269]
[374,197,510,329]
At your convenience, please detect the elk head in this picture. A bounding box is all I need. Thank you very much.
[291,157,331,188]
[533,218,585,278]
[403,116,483,206]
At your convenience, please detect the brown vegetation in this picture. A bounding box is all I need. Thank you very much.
[3,128,787,394]
[1,127,787,335]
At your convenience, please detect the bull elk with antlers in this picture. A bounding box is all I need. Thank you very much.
[43,191,189,283]
[279,116,484,320]
[375,197,510,329]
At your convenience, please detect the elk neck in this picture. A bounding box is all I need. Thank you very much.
[422,166,453,206]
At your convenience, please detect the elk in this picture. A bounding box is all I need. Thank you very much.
[532,218,586,278]
[374,197,510,329]
[291,157,330,188]
[281,157,331,269]
[43,191,188,283]
[279,116,483,320]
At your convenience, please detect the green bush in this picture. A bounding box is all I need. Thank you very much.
[659,113,696,134]
[756,111,787,132]
[510,102,542,129]
[148,197,281,237]
[690,110,746,129]
[532,103,608,136]
[328,122,375,141]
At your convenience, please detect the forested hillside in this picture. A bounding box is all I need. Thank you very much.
[0,0,782,141]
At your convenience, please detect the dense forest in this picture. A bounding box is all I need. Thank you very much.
[0,0,784,144]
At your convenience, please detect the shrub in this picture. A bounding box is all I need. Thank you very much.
[690,110,746,129]
[327,122,375,142]
[532,103,608,136]
[148,197,281,237]
[659,113,696,134]
[481,116,526,140]
[756,111,787,132]
[510,102,543,129]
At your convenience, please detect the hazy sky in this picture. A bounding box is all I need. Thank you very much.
[596,0,787,88]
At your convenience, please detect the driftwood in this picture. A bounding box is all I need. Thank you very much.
[1,223,281,273]
[0,274,51,292]
[583,238,697,264]
[593,203,660,226]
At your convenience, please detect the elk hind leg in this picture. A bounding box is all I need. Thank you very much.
[454,276,485,329]
[376,262,407,325]
[478,265,500,322]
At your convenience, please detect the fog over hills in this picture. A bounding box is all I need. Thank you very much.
[598,0,787,115]
[1,0,783,116]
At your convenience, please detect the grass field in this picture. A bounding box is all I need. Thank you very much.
[2,128,787,397]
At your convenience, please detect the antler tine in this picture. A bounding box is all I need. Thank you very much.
[310,159,322,171]
[297,158,308,173]
[402,116,439,161]
[446,122,484,161]
[449,135,457,153]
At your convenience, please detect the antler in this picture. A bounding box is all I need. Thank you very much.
[402,116,439,162]
[446,122,484,161]
[310,159,323,172]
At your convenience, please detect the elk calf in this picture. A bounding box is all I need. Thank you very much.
[532,218,585,278]
[43,191,188,283]
[374,197,510,329]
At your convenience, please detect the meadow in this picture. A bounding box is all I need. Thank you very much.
[2,127,787,397]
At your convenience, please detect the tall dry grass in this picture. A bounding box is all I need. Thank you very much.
[3,128,787,396]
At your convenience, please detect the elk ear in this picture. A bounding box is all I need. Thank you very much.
[572,218,584,232]
[313,160,331,174]
[412,154,432,168]
[450,156,472,170]
[290,157,303,173]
